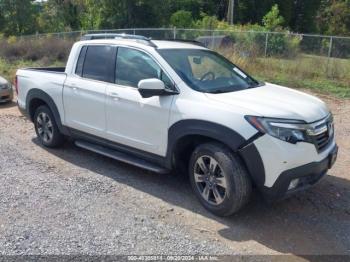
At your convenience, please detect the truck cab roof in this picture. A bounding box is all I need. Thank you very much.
[78,38,207,50]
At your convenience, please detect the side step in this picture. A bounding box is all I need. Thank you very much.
[75,140,169,174]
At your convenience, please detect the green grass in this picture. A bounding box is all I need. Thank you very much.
[256,75,350,98]
[230,54,350,98]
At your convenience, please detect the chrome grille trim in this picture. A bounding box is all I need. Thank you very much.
[306,114,334,152]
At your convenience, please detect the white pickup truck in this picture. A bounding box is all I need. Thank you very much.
[16,34,338,216]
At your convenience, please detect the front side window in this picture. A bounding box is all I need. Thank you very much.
[82,45,115,83]
[158,49,261,93]
[115,47,174,89]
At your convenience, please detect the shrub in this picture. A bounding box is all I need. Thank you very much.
[194,14,219,30]
[7,36,17,45]
[0,36,74,63]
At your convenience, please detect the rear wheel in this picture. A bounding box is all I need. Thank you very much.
[34,105,64,148]
[189,143,252,216]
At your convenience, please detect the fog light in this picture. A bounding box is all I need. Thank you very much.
[288,179,300,190]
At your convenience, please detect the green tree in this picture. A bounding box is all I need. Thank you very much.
[80,0,167,29]
[289,0,322,33]
[37,0,80,33]
[170,10,194,28]
[195,14,219,29]
[263,4,284,30]
[0,0,37,35]
[317,0,350,36]
[75,0,103,30]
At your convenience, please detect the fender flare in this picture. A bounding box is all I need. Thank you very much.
[26,89,69,135]
[166,119,266,187]
[167,120,247,157]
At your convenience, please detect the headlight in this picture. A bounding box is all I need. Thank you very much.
[0,83,11,90]
[245,116,307,144]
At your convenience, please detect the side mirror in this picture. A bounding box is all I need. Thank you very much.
[138,78,175,98]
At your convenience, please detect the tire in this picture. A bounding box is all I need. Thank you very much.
[34,105,64,148]
[189,143,252,216]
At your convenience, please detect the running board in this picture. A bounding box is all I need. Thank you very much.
[75,140,169,174]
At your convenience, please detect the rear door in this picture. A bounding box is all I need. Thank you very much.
[63,45,116,137]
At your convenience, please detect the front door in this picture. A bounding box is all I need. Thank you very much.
[105,47,175,156]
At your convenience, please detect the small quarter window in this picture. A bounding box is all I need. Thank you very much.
[75,46,87,76]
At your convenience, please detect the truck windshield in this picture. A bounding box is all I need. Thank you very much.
[157,49,262,93]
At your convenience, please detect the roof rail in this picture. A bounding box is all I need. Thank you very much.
[160,39,206,47]
[81,33,157,48]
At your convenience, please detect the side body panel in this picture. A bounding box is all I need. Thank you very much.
[63,77,107,137]
[16,69,67,122]
[105,83,174,156]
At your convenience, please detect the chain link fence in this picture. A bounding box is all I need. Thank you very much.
[10,28,350,58]
[0,28,349,94]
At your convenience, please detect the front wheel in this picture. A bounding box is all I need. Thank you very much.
[189,143,252,216]
[34,105,64,148]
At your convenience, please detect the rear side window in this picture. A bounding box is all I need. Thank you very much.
[82,45,115,83]
[75,46,87,76]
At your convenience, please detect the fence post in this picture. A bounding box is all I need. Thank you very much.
[327,36,334,77]
[264,33,269,57]
[173,27,176,40]
[328,36,333,58]
[211,30,215,48]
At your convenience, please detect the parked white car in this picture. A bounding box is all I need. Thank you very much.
[16,34,338,216]
[0,76,13,103]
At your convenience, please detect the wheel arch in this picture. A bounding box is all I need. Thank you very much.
[26,89,69,135]
[167,119,266,187]
[167,120,246,168]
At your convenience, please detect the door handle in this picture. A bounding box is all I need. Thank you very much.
[109,92,120,101]
[66,83,77,90]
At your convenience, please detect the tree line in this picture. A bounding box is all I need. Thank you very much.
[0,0,349,37]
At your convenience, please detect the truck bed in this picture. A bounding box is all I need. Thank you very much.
[16,67,68,120]
[23,67,66,73]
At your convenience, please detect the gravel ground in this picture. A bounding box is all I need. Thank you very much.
[0,91,349,257]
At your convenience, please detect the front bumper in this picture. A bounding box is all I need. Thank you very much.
[0,88,13,103]
[260,144,338,200]
[239,134,338,200]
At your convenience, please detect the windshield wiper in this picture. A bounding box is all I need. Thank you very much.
[249,81,265,88]
[207,89,230,94]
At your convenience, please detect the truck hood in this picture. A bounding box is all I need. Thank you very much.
[205,83,329,123]
[0,76,8,85]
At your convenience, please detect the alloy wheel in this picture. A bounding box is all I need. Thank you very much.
[36,112,54,143]
[193,155,228,205]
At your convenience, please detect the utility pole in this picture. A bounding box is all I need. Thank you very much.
[227,0,235,25]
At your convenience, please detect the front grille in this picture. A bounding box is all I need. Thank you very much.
[308,116,334,153]
[314,130,331,151]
